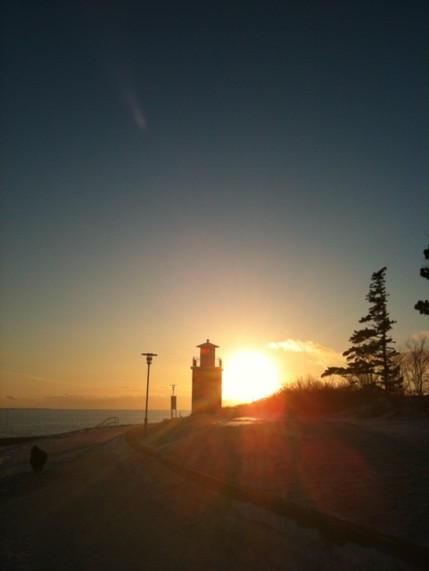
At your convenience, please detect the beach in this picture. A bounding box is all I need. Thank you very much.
[1,416,428,570]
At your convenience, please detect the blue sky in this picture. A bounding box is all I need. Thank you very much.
[1,0,428,409]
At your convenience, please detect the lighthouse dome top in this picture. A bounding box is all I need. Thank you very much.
[196,339,219,349]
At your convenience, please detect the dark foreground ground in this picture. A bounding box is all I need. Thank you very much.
[1,415,428,570]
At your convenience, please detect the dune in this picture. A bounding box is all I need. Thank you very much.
[0,417,427,570]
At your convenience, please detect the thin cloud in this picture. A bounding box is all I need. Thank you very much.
[0,370,102,392]
[0,370,67,386]
[121,84,147,131]
[267,339,344,367]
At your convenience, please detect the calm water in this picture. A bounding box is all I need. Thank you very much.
[0,409,190,438]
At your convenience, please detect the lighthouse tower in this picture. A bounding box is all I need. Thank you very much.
[191,339,223,414]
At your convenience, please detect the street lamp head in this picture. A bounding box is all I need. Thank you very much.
[141,352,158,365]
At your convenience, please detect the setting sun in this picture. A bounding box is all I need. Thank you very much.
[223,351,281,404]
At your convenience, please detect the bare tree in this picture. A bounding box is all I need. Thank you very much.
[399,336,429,395]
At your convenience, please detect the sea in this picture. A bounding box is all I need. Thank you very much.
[0,409,190,438]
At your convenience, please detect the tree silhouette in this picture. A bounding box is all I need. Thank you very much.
[415,244,429,316]
[323,267,403,393]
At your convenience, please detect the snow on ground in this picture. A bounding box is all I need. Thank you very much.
[0,416,427,570]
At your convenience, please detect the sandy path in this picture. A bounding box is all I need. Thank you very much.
[0,423,423,570]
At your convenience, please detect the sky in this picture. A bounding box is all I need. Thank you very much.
[1,0,428,410]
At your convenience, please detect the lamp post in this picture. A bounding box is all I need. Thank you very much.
[141,352,158,436]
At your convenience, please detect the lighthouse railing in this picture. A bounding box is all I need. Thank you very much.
[192,357,222,368]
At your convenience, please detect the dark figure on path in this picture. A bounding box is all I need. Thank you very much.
[30,445,48,473]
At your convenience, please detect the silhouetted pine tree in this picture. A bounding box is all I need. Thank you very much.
[323,267,403,393]
[415,244,429,316]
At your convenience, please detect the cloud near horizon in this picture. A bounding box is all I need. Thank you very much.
[408,331,429,342]
[0,370,71,386]
[0,393,169,410]
[267,339,344,367]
